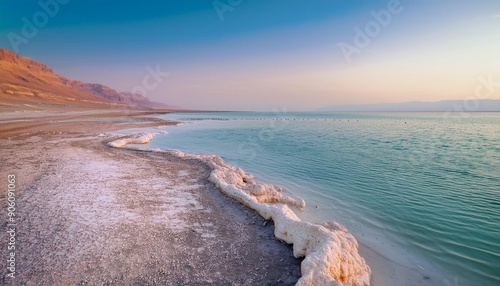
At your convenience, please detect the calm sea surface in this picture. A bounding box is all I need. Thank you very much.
[149,112,500,285]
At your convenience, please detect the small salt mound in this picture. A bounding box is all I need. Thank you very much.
[208,162,305,210]
[107,133,156,148]
[172,150,371,286]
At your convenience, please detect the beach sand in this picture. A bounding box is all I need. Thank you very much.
[0,109,302,285]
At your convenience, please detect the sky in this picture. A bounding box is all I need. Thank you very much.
[1,0,499,111]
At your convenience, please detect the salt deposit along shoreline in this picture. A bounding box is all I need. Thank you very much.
[114,116,455,286]
[0,109,439,285]
[108,132,372,286]
[0,110,304,285]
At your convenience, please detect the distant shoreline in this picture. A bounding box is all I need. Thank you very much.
[318,99,500,112]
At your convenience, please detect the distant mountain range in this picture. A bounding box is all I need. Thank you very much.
[0,48,172,109]
[318,100,500,112]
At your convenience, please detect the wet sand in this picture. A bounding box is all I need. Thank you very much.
[0,110,302,285]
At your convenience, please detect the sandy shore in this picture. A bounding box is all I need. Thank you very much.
[0,110,302,285]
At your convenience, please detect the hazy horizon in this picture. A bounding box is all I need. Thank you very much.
[1,1,499,111]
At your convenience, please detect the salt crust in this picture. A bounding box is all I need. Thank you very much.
[108,133,371,286]
[106,133,158,147]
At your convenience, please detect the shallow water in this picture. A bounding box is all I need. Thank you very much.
[150,112,500,286]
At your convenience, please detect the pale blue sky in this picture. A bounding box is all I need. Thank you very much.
[1,1,499,110]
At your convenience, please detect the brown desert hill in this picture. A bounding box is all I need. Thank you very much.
[0,48,172,110]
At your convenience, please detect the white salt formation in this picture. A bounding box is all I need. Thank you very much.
[107,135,371,286]
[106,132,156,147]
[172,150,371,286]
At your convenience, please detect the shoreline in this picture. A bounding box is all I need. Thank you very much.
[109,132,372,285]
[0,109,302,285]
[0,108,453,285]
[140,112,455,286]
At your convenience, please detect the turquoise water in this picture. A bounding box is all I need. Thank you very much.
[150,112,500,285]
